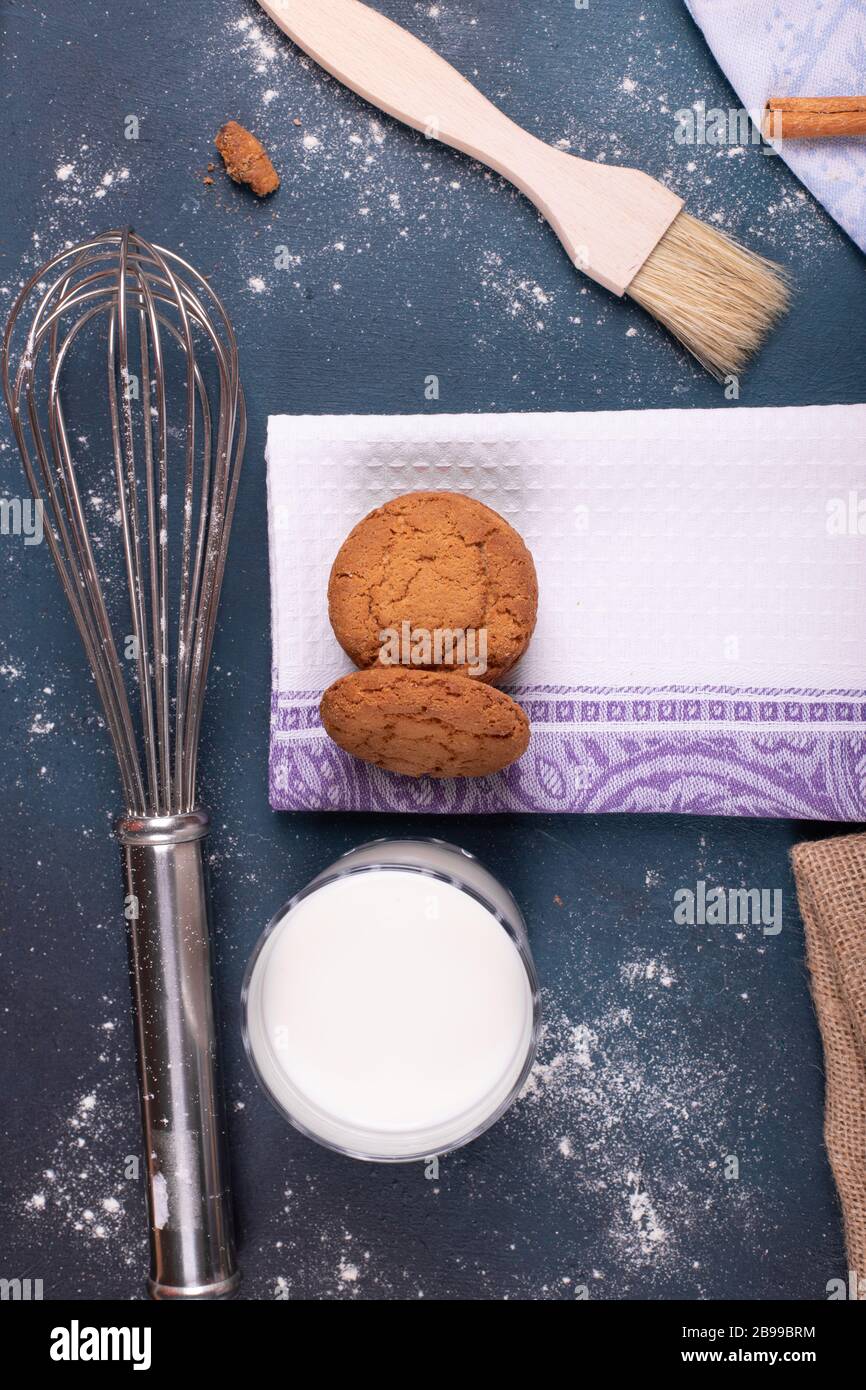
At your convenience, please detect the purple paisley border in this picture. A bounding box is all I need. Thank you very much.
[269,689,866,820]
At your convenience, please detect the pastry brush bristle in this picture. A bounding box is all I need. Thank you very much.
[627,211,790,380]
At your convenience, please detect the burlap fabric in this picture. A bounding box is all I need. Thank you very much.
[792,833,866,1296]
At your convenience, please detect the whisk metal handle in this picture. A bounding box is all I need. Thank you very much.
[117,809,239,1301]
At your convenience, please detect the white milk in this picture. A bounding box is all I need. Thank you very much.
[243,845,538,1160]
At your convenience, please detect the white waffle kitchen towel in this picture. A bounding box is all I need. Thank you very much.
[267,405,866,817]
[685,0,866,252]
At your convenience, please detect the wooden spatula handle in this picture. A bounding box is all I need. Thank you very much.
[257,0,682,296]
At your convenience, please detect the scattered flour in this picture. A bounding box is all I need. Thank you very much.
[511,970,757,1282]
[478,251,557,331]
[626,1171,667,1254]
[16,1021,147,1284]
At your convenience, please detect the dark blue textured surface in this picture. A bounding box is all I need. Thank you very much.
[1,0,863,1300]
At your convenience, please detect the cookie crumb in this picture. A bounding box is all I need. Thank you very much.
[215,120,280,197]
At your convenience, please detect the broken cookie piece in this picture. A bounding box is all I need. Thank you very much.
[215,121,280,197]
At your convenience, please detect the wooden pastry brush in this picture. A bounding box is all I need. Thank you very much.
[257,0,789,379]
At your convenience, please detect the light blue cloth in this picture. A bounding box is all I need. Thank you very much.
[685,0,866,252]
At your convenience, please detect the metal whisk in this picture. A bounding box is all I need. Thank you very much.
[2,229,245,1299]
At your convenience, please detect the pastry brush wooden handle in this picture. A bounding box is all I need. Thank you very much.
[258,0,541,165]
[256,0,682,295]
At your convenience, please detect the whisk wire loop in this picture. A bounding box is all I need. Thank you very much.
[1,228,245,817]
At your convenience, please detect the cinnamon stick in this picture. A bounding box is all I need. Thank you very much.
[763,97,866,140]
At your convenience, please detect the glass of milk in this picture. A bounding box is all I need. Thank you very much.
[242,840,540,1161]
